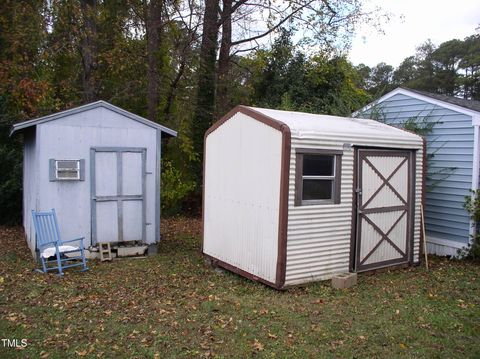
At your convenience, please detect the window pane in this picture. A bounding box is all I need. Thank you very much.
[302,179,333,201]
[303,155,334,176]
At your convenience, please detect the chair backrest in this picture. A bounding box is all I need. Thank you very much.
[32,209,61,247]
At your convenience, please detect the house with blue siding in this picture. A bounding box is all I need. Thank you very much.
[355,88,480,256]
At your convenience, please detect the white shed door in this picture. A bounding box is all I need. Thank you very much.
[91,148,146,244]
[354,149,414,271]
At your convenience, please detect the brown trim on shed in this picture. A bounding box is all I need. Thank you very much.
[204,254,282,289]
[295,148,344,155]
[276,123,291,288]
[202,105,291,290]
[352,148,416,272]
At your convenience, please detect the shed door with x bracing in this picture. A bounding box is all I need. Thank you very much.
[91,147,146,244]
[354,149,414,272]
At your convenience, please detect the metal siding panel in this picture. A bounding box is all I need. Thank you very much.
[203,112,282,283]
[36,111,157,248]
[285,135,423,286]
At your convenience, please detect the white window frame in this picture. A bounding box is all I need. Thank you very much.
[49,159,85,181]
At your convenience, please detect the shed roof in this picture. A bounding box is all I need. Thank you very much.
[241,106,421,141]
[10,100,177,137]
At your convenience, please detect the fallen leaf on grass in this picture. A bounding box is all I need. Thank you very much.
[253,339,264,351]
[268,333,278,339]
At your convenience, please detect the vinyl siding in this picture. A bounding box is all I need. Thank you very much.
[360,93,473,245]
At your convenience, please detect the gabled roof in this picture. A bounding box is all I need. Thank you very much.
[10,100,177,137]
[405,88,480,113]
[222,105,421,142]
[354,87,480,120]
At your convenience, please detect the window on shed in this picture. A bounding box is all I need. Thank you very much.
[49,159,85,181]
[295,150,342,205]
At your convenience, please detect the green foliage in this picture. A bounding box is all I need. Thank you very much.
[246,30,371,116]
[161,159,196,216]
[461,189,480,259]
[1,1,474,220]
[357,34,480,99]
[360,106,455,192]
[0,116,22,225]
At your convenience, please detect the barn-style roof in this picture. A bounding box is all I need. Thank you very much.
[239,106,422,142]
[10,100,177,137]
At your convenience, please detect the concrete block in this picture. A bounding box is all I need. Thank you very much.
[331,272,357,289]
[147,244,158,256]
[117,245,148,257]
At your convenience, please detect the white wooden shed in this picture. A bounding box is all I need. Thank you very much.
[10,101,177,258]
[203,106,425,289]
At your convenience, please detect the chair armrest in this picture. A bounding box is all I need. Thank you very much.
[61,238,85,248]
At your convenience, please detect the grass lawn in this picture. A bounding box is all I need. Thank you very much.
[1,217,479,358]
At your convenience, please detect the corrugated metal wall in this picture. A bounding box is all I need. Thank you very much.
[203,113,283,283]
[285,135,423,286]
[361,93,473,246]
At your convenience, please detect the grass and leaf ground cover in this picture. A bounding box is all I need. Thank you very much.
[0,217,479,358]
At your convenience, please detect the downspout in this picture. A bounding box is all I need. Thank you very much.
[470,118,480,245]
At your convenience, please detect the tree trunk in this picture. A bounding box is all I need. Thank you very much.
[79,0,98,103]
[216,0,232,119]
[146,0,164,122]
[192,0,219,183]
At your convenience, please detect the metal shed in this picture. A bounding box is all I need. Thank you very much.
[11,101,176,258]
[203,105,424,289]
[356,88,480,256]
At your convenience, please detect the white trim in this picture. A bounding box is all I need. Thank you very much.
[472,115,480,126]
[427,236,466,249]
[469,124,480,245]
[353,88,480,120]
[10,100,177,137]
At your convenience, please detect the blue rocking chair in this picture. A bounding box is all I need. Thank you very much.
[32,209,88,275]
